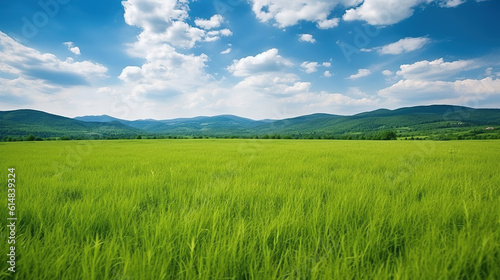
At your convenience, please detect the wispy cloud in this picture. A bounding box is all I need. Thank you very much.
[348,69,372,80]
[0,32,107,86]
[362,37,430,55]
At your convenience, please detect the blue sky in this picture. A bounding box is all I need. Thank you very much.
[0,0,499,120]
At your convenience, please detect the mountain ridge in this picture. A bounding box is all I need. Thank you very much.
[2,105,500,140]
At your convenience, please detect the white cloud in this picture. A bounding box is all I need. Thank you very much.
[348,69,371,79]
[301,62,319,73]
[382,70,393,76]
[377,55,500,106]
[227,48,293,77]
[343,0,425,25]
[485,67,493,77]
[0,33,114,118]
[249,0,355,28]
[285,82,312,93]
[122,0,231,51]
[234,73,310,95]
[195,14,224,30]
[221,48,232,54]
[219,29,233,36]
[119,44,210,96]
[323,70,333,77]
[229,72,379,116]
[0,77,59,97]
[299,34,316,43]
[343,0,467,25]
[280,91,379,115]
[453,77,500,95]
[119,0,233,100]
[379,79,451,97]
[377,37,430,55]
[173,79,380,119]
[63,42,81,55]
[162,21,206,48]
[378,77,500,104]
[396,58,480,80]
[129,21,232,50]
[121,0,360,119]
[301,61,332,74]
[123,0,189,32]
[0,32,107,86]
[316,18,340,29]
[440,0,466,7]
[206,29,233,42]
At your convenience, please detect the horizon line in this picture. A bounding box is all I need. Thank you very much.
[2,104,498,122]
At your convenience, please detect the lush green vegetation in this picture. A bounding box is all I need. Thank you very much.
[0,110,142,139]
[1,140,499,279]
[2,105,500,140]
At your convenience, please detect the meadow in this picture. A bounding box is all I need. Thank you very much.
[0,139,499,279]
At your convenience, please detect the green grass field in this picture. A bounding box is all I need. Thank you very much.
[1,140,499,279]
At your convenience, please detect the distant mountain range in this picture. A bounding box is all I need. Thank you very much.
[1,105,499,140]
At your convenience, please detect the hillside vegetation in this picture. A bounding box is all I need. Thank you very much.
[1,105,500,140]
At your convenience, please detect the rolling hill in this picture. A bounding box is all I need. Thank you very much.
[0,109,143,139]
[1,105,500,140]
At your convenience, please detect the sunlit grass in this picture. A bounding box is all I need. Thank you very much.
[1,140,499,279]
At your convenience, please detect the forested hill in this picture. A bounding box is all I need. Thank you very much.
[0,109,142,139]
[1,105,499,140]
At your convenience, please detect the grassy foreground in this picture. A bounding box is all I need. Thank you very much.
[1,140,499,279]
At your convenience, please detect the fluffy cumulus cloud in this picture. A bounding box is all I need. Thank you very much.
[379,56,500,106]
[229,50,312,99]
[120,0,384,118]
[63,42,81,55]
[123,0,189,31]
[159,21,205,48]
[205,29,232,42]
[119,44,210,96]
[227,48,293,77]
[379,79,452,97]
[299,34,316,43]
[234,73,311,96]
[123,0,231,51]
[396,58,480,80]
[453,77,500,95]
[120,0,234,98]
[343,0,424,25]
[248,0,472,28]
[195,14,224,29]
[343,0,468,25]
[301,62,319,73]
[249,0,355,28]
[301,61,332,74]
[316,18,340,29]
[348,68,372,79]
[379,77,500,103]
